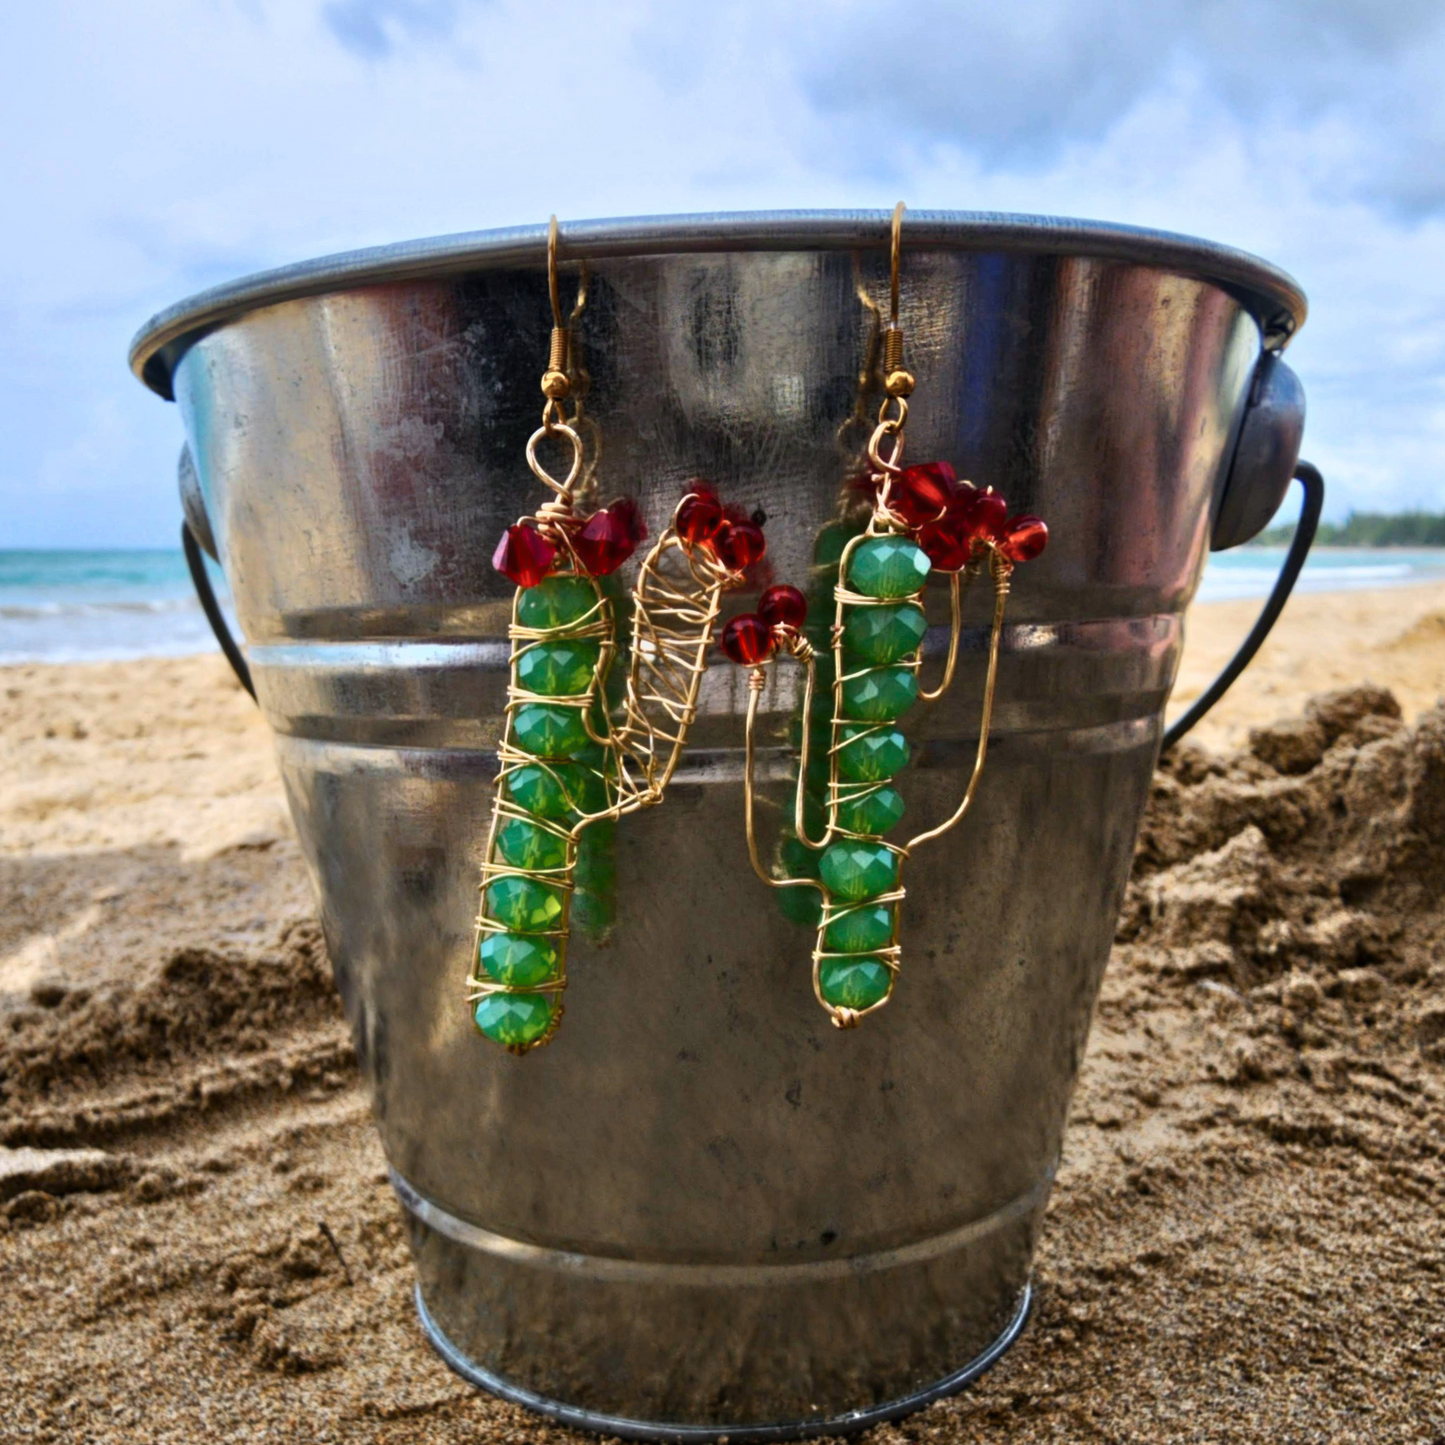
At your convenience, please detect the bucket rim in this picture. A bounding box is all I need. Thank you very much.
[128,208,1307,401]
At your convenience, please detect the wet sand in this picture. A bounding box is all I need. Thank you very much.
[3,585,1445,1442]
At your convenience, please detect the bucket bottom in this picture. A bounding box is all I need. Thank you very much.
[414,1278,1032,1442]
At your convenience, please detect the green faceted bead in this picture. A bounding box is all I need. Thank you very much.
[847,537,931,599]
[837,725,910,783]
[474,992,555,1046]
[802,789,828,841]
[479,931,559,986]
[572,733,610,771]
[517,575,599,629]
[778,885,824,928]
[819,840,898,901]
[560,761,610,815]
[574,822,615,889]
[496,818,568,872]
[823,903,894,954]
[512,702,589,759]
[841,665,919,722]
[813,521,864,571]
[508,763,586,819]
[842,602,927,665]
[516,639,602,697]
[835,785,906,837]
[485,876,564,931]
[570,887,614,941]
[818,956,893,1010]
[780,834,821,880]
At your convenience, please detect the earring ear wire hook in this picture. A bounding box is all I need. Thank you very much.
[889,201,904,329]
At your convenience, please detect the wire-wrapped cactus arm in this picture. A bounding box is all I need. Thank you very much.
[611,484,767,813]
[728,456,1048,1029]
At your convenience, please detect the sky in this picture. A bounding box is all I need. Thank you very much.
[2,0,1443,547]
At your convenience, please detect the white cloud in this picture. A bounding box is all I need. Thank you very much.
[0,0,1442,544]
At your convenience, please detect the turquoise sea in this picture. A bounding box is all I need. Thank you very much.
[1198,546,1445,603]
[3,546,1445,663]
[0,550,228,664]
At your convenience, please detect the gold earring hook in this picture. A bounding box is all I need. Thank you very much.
[881,201,913,402]
[889,201,904,329]
[547,215,564,330]
[541,215,572,417]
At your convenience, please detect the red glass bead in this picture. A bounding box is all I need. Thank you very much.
[759,584,808,631]
[917,517,971,571]
[889,461,957,528]
[676,482,724,547]
[493,523,556,588]
[571,506,637,576]
[609,496,648,546]
[721,613,775,665]
[713,518,766,572]
[1000,514,1048,562]
[954,488,1009,545]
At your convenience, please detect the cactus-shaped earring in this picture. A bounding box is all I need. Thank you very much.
[725,204,1048,1028]
[470,218,768,1054]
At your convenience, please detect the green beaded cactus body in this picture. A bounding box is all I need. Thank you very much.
[469,572,620,1052]
[742,481,1040,1028]
[474,485,766,1054]
[810,531,932,1021]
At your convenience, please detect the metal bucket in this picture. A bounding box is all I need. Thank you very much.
[131,212,1313,1440]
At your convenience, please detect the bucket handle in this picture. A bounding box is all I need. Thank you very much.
[181,520,255,700]
[1160,460,1323,754]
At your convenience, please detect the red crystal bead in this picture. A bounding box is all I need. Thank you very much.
[721,614,775,665]
[917,517,971,571]
[713,518,766,572]
[759,584,808,631]
[493,523,556,588]
[609,496,648,546]
[954,488,1009,546]
[676,482,724,547]
[571,506,637,576]
[1000,514,1048,562]
[889,461,957,529]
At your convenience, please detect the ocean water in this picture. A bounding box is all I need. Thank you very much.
[1195,546,1445,603]
[4,546,1445,663]
[0,550,228,664]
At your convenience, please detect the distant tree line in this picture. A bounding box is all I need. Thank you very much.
[1252,511,1445,547]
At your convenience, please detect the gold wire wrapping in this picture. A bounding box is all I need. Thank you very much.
[612,520,738,802]
[471,502,754,1052]
[467,572,617,1051]
[740,397,1017,1029]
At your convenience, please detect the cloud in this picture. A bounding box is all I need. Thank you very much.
[0,0,1442,543]
[321,0,464,58]
[637,1,1445,218]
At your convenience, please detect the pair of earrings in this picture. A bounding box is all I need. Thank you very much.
[469,208,1046,1053]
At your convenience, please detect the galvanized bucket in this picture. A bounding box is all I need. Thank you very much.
[130,212,1315,1441]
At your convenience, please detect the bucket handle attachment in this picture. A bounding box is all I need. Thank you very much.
[1160,459,1323,754]
[181,519,255,701]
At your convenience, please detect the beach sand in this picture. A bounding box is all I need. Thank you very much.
[4,585,1445,1442]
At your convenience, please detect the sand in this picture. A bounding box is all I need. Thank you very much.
[4,585,1445,1443]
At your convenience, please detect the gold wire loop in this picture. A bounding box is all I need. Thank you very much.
[867,415,906,477]
[905,549,1012,850]
[526,421,584,499]
[918,568,967,702]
